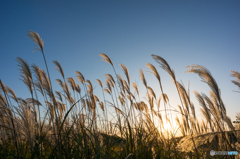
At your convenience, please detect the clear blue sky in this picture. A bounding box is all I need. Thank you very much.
[1,0,240,129]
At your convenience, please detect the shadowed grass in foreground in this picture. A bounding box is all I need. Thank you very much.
[0,31,239,159]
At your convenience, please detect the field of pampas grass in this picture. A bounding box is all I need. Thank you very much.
[0,31,240,159]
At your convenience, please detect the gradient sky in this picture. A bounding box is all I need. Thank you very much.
[1,0,240,132]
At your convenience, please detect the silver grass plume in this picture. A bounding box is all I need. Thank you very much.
[96,79,103,87]
[175,81,190,115]
[120,64,130,85]
[178,105,184,116]
[126,95,131,101]
[6,85,18,103]
[75,71,85,84]
[106,80,112,93]
[16,57,32,80]
[157,96,162,110]
[120,92,125,98]
[99,53,114,67]
[25,98,42,107]
[131,82,139,97]
[129,92,135,100]
[53,60,65,79]
[75,84,81,94]
[28,31,57,112]
[55,91,63,102]
[118,96,125,105]
[0,80,7,94]
[230,70,240,91]
[123,80,129,92]
[34,82,44,96]
[17,57,33,93]
[56,79,64,91]
[151,55,176,82]
[41,69,52,98]
[139,68,147,88]
[146,63,161,84]
[202,93,220,124]
[194,90,214,132]
[20,74,33,93]
[161,93,169,103]
[85,80,93,94]
[230,70,240,81]
[117,74,125,93]
[223,115,235,132]
[103,88,111,95]
[158,112,164,126]
[93,95,99,102]
[32,64,43,86]
[108,79,115,88]
[189,102,196,120]
[114,107,123,115]
[99,102,104,111]
[186,65,226,113]
[209,90,225,120]
[81,99,86,109]
[0,93,7,107]
[147,86,156,100]
[27,31,44,53]
[67,77,77,92]
[105,74,115,84]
